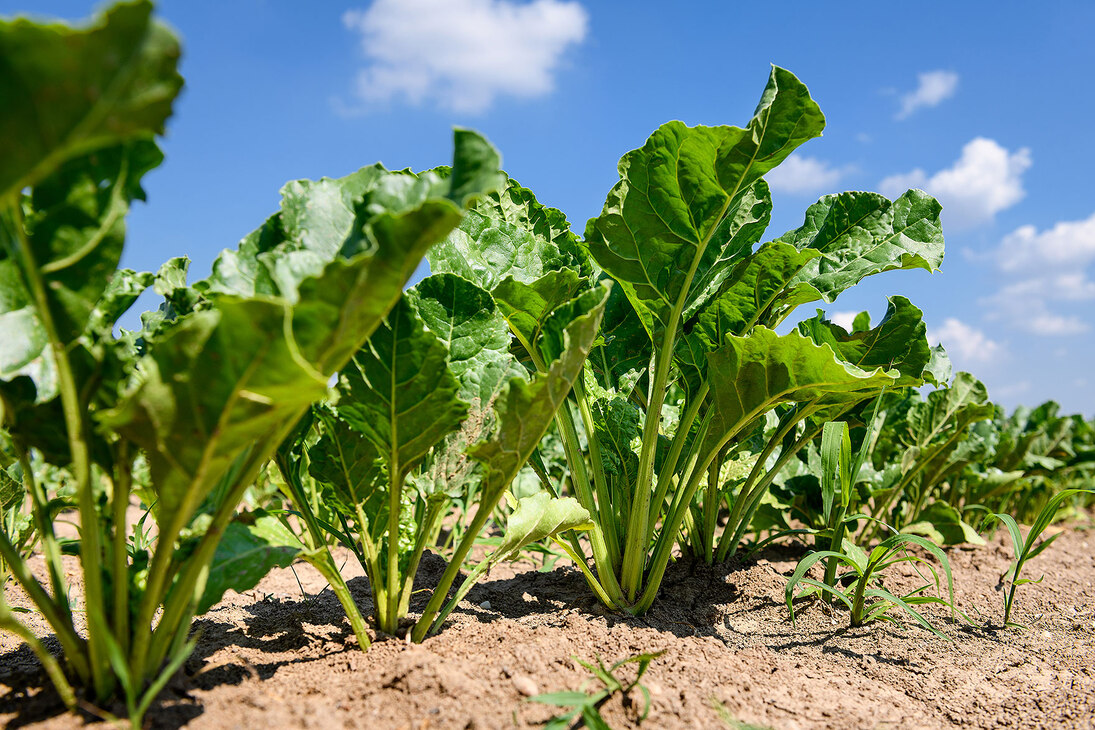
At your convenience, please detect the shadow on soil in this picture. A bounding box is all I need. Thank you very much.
[0,542,813,728]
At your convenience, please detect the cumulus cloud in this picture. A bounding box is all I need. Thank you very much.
[995,212,1095,273]
[879,138,1031,229]
[927,318,1003,364]
[341,0,588,114]
[979,212,1095,336]
[896,70,959,119]
[766,156,854,195]
[828,311,860,331]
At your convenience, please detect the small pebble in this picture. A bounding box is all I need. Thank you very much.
[513,675,538,696]
[479,600,492,610]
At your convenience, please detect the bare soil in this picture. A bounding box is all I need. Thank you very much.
[2,520,1094,730]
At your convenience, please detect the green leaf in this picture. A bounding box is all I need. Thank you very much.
[0,0,183,197]
[197,510,303,614]
[100,298,329,520]
[676,242,822,395]
[307,410,387,540]
[591,395,642,495]
[337,297,468,477]
[798,296,933,387]
[776,189,944,304]
[904,501,986,546]
[493,269,583,358]
[702,327,898,458]
[429,175,588,291]
[468,284,609,505]
[408,273,515,405]
[586,67,824,339]
[23,140,163,343]
[0,465,21,512]
[491,492,593,565]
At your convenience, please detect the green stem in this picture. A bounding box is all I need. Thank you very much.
[8,201,111,697]
[16,446,73,629]
[411,494,494,643]
[0,528,89,681]
[647,384,708,548]
[573,382,620,566]
[143,432,288,679]
[300,550,372,650]
[0,603,77,710]
[111,443,132,655]
[397,496,448,621]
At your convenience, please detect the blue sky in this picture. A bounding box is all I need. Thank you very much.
[10,0,1095,416]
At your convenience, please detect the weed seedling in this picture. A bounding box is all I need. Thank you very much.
[988,488,1094,627]
[529,651,664,729]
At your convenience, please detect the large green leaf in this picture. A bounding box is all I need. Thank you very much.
[0,0,182,197]
[336,297,468,477]
[676,242,822,396]
[408,273,515,406]
[23,141,163,344]
[797,296,933,387]
[585,67,824,339]
[775,189,944,306]
[197,510,303,614]
[468,284,609,504]
[904,372,994,456]
[493,269,584,359]
[100,298,329,520]
[307,411,388,540]
[702,327,898,458]
[428,175,588,291]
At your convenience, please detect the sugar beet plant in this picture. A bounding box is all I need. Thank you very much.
[0,2,501,723]
[271,271,605,645]
[431,67,946,614]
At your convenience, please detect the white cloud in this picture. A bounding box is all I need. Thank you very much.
[896,70,959,119]
[342,0,588,114]
[828,311,860,331]
[927,317,1002,364]
[980,288,1089,336]
[879,138,1031,229]
[766,156,854,195]
[995,212,1095,273]
[980,213,1095,336]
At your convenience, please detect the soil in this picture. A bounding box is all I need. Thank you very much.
[2,520,1094,730]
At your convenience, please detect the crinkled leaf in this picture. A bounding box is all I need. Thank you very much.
[408,273,514,405]
[0,0,183,196]
[586,67,824,340]
[798,296,932,387]
[429,175,588,291]
[100,299,329,520]
[337,297,468,477]
[676,242,822,396]
[308,412,388,540]
[493,269,583,358]
[22,141,163,344]
[776,189,944,307]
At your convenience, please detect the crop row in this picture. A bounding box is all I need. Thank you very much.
[1,3,1092,727]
